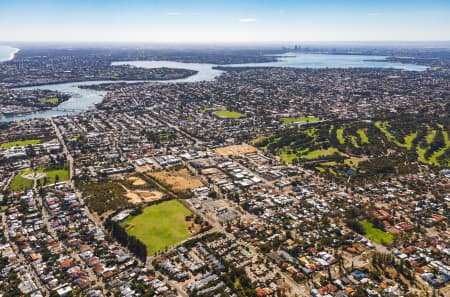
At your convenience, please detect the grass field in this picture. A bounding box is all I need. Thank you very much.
[259,136,281,151]
[401,132,418,150]
[9,167,69,192]
[349,135,360,148]
[336,127,345,145]
[43,169,69,184]
[416,129,449,167]
[425,129,437,145]
[282,116,319,124]
[375,121,417,149]
[428,130,450,166]
[250,136,269,146]
[214,110,244,119]
[417,146,428,165]
[260,118,449,174]
[375,121,395,141]
[344,156,367,169]
[357,129,369,144]
[301,147,341,160]
[121,200,192,255]
[1,139,43,149]
[9,169,34,192]
[40,97,59,104]
[279,149,297,163]
[361,220,394,244]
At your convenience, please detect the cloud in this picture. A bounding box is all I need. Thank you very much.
[167,12,182,16]
[239,18,257,23]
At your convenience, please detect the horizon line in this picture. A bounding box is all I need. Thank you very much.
[2,40,450,50]
[2,40,450,44]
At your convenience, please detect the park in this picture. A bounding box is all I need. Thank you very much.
[121,200,194,255]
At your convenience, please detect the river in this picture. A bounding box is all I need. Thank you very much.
[1,53,428,122]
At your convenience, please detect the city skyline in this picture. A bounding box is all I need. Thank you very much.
[1,0,450,43]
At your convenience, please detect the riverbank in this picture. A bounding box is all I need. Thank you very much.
[1,53,429,122]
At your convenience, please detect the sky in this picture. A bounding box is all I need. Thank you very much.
[1,0,450,43]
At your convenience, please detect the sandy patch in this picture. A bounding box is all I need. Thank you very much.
[127,176,146,186]
[125,192,142,204]
[138,190,164,203]
[148,168,203,192]
[122,181,164,204]
[215,144,257,156]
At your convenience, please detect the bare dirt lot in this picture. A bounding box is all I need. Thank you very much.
[127,176,146,186]
[139,190,164,203]
[215,144,257,156]
[125,191,142,204]
[121,182,164,204]
[124,188,165,204]
[148,168,203,192]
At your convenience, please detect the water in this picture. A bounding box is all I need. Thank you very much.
[111,60,224,82]
[1,53,428,122]
[230,53,428,71]
[0,45,19,62]
[2,61,225,122]
[2,81,110,122]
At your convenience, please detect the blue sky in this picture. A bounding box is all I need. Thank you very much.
[1,0,449,42]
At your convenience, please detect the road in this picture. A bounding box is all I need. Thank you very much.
[50,118,108,293]
[50,119,74,183]
[1,212,48,296]
[50,113,307,296]
[147,107,204,146]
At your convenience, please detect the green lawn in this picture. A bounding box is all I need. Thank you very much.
[121,200,193,255]
[374,121,417,149]
[349,135,360,148]
[305,128,318,140]
[416,130,449,167]
[344,156,366,169]
[282,116,320,124]
[279,149,297,163]
[40,97,59,104]
[425,129,437,145]
[9,167,69,192]
[357,129,369,144]
[361,220,394,245]
[9,170,34,192]
[279,147,310,163]
[250,136,269,146]
[336,127,345,145]
[214,110,244,119]
[428,130,450,166]
[417,146,429,165]
[316,167,326,172]
[401,132,418,150]
[43,169,69,184]
[301,147,341,160]
[1,139,43,149]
